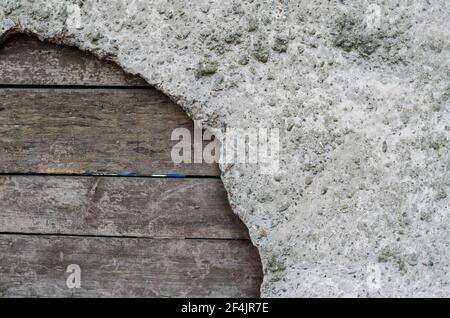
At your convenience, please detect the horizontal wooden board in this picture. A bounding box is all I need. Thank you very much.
[0,35,148,86]
[0,88,219,176]
[0,176,248,239]
[0,235,262,297]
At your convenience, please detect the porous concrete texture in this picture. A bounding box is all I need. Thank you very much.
[1,0,449,297]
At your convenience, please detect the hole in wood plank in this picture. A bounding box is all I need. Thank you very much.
[0,34,263,298]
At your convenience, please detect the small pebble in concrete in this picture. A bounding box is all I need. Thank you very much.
[196,60,218,78]
[382,141,388,153]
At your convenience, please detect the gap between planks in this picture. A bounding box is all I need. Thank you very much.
[0,84,154,89]
[0,232,250,241]
[0,172,220,179]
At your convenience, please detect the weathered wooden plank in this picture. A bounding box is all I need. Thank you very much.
[0,176,248,239]
[0,35,148,86]
[0,88,219,176]
[0,235,262,297]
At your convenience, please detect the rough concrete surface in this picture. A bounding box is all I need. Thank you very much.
[1,0,449,297]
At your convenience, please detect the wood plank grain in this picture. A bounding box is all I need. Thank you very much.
[0,235,262,297]
[0,35,148,86]
[0,88,219,176]
[0,176,248,239]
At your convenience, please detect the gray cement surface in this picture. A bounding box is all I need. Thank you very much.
[1,0,449,297]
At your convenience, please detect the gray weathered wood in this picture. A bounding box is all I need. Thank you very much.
[0,35,148,86]
[0,235,262,297]
[0,88,219,176]
[0,175,248,239]
[0,35,263,298]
